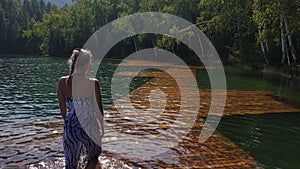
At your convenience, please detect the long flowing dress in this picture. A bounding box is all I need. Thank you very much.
[63,97,103,169]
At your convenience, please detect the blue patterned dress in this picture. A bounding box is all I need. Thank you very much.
[63,97,102,169]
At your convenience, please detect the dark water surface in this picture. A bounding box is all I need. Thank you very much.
[198,67,300,169]
[0,56,299,168]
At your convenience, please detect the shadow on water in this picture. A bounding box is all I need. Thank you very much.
[217,112,300,169]
[225,67,300,107]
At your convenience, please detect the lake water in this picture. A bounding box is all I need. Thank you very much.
[0,56,299,168]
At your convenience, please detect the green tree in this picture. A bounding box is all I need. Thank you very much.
[253,0,299,68]
[0,0,56,55]
[30,8,73,55]
[198,0,257,64]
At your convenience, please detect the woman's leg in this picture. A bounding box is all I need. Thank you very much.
[85,156,99,169]
[63,129,81,169]
[80,131,101,169]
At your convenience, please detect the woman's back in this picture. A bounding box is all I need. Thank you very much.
[57,48,104,169]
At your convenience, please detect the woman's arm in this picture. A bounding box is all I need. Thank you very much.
[94,79,104,137]
[94,80,104,116]
[57,78,67,119]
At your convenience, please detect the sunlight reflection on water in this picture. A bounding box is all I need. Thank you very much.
[1,57,299,168]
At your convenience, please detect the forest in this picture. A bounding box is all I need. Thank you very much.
[0,0,299,72]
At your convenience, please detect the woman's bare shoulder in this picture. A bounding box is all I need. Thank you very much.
[89,77,100,83]
[89,78,101,88]
[58,76,69,83]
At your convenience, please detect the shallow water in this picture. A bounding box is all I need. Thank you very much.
[0,56,299,168]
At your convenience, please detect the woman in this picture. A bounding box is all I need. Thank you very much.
[57,48,104,169]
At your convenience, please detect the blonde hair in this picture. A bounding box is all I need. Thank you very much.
[67,48,92,84]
